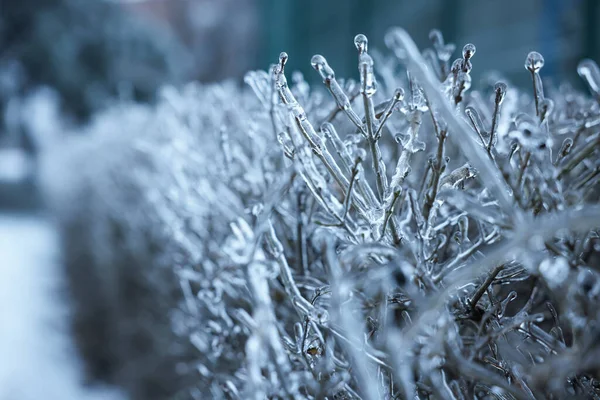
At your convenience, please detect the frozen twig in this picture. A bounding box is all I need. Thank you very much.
[385,28,517,217]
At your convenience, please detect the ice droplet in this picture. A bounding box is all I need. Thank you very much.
[278,52,288,72]
[394,87,405,101]
[311,55,335,82]
[539,257,570,288]
[494,82,507,104]
[462,43,476,60]
[525,51,545,73]
[354,33,368,54]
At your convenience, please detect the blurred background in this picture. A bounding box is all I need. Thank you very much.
[0,0,598,397]
[123,0,600,87]
[117,0,600,87]
[1,0,598,210]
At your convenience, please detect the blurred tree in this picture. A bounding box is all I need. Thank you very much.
[0,0,190,122]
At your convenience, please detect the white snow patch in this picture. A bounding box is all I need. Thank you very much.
[0,214,124,400]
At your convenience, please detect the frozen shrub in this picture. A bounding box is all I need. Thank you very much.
[42,81,285,399]
[44,28,600,399]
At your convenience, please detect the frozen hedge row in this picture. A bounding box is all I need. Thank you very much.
[43,28,600,399]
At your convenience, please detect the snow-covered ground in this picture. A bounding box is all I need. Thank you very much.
[0,214,123,400]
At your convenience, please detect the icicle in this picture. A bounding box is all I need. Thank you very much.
[525,51,546,117]
[355,34,378,98]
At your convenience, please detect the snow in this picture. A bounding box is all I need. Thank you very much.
[0,214,123,400]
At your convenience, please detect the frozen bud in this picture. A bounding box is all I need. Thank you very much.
[558,137,573,157]
[354,33,368,54]
[393,87,405,101]
[494,82,507,104]
[278,52,288,72]
[525,51,545,73]
[311,54,335,82]
[462,43,476,60]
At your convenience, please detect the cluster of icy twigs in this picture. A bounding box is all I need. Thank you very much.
[44,28,600,399]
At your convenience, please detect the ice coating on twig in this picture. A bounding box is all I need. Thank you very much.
[385,27,516,216]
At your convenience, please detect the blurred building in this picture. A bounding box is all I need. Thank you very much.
[258,0,600,88]
[125,0,599,88]
[124,0,260,82]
